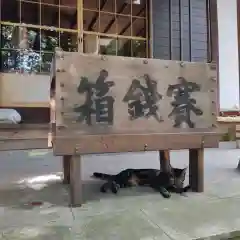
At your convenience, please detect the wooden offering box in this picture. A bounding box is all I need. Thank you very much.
[51,51,220,206]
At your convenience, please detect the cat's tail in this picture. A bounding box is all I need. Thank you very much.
[92,172,113,180]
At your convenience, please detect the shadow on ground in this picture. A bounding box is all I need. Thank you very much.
[0,180,69,209]
[0,174,174,210]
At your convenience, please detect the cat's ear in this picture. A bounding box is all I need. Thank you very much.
[182,167,188,175]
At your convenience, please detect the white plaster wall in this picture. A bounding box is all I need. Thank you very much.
[217,0,239,110]
[0,73,50,107]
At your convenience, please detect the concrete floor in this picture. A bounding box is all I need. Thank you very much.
[0,143,240,239]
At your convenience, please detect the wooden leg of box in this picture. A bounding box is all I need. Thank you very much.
[189,148,204,192]
[70,155,82,207]
[159,150,170,172]
[62,155,71,184]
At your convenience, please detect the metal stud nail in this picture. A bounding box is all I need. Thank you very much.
[210,77,216,81]
[209,64,217,70]
[180,62,184,67]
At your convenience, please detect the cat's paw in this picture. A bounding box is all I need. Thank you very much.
[160,189,171,198]
[111,182,120,194]
[100,183,108,193]
[162,192,171,198]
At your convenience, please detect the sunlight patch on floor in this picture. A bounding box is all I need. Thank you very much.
[12,227,49,238]
[17,173,62,190]
[28,150,50,157]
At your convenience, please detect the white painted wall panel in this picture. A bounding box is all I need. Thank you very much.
[217,0,239,110]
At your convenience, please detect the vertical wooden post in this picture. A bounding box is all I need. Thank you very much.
[62,155,71,184]
[70,155,82,207]
[159,150,171,172]
[189,149,204,192]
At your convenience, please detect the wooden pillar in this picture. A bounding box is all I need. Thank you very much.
[159,150,170,172]
[62,155,71,184]
[189,149,204,192]
[69,155,82,207]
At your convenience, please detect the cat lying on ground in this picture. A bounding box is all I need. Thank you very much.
[92,165,191,198]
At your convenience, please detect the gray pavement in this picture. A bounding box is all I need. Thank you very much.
[0,143,240,239]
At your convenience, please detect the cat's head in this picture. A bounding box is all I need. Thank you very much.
[169,165,187,192]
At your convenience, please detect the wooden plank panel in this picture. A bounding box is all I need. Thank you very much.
[0,129,49,151]
[0,130,48,140]
[54,53,217,136]
[0,125,50,151]
[0,139,49,151]
[53,132,220,155]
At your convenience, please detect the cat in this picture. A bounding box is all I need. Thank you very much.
[92,165,191,198]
